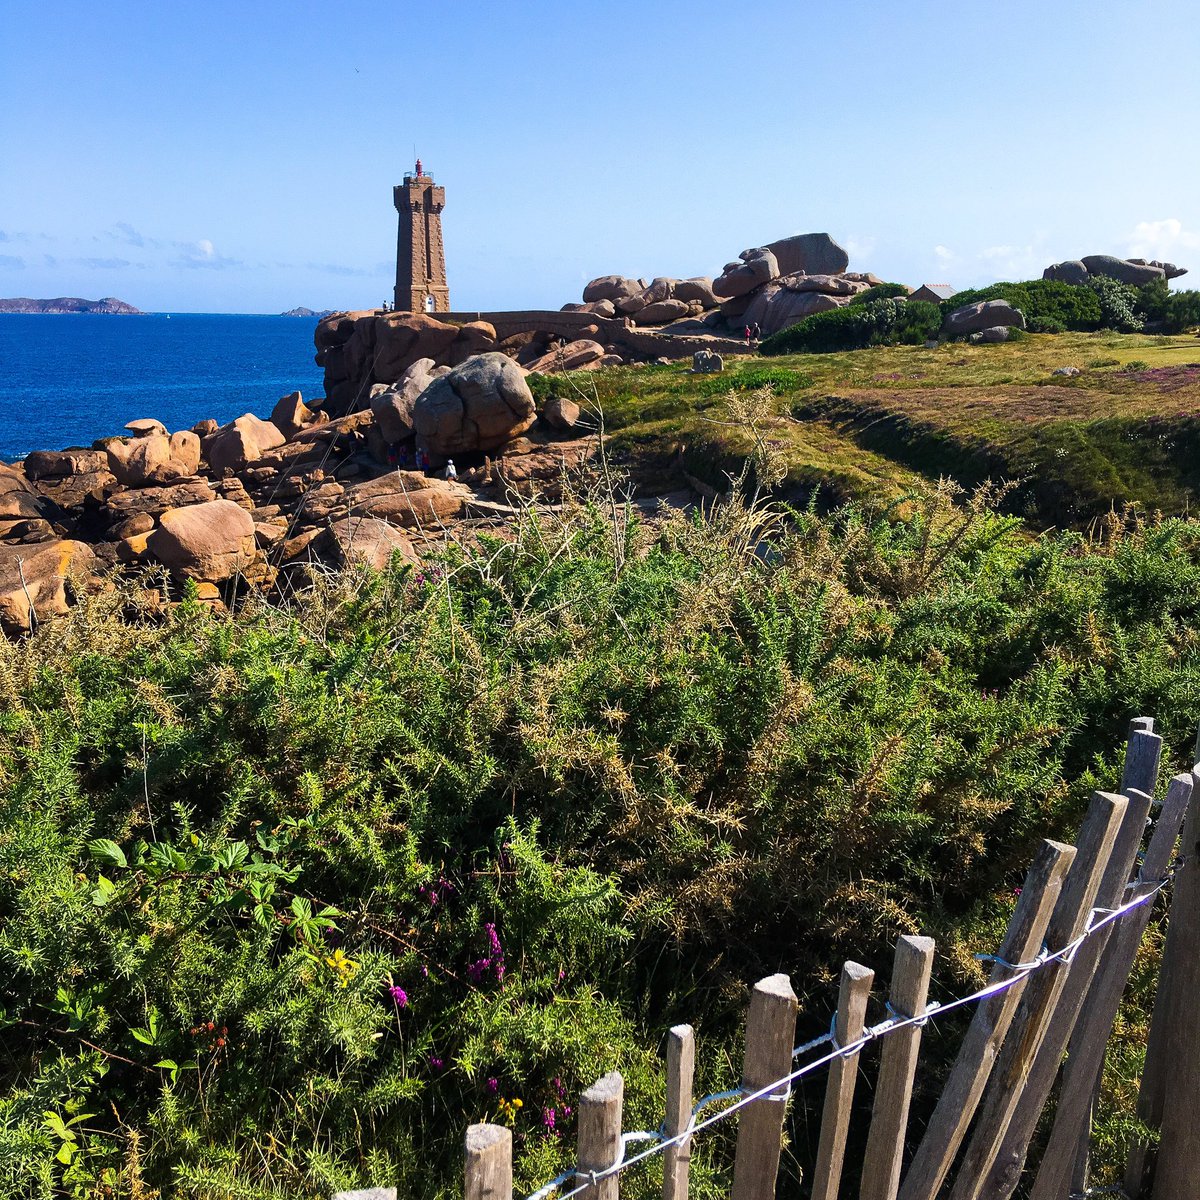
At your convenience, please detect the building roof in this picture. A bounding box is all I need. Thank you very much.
[915,283,955,300]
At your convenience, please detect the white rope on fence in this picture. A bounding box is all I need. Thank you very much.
[522,861,1184,1200]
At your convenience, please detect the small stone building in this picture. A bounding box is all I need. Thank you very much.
[909,283,955,304]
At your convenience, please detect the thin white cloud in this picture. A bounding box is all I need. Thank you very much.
[843,234,877,264]
[110,221,155,249]
[1126,218,1200,263]
[934,244,955,263]
[77,256,134,270]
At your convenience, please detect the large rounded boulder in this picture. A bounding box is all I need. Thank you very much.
[204,415,286,475]
[582,275,643,303]
[713,247,779,299]
[1043,260,1090,286]
[944,299,1027,337]
[763,232,849,277]
[0,539,95,634]
[145,498,257,581]
[1080,255,1166,286]
[741,286,847,337]
[346,472,465,528]
[412,353,536,455]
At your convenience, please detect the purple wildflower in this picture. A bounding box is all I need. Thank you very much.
[485,923,502,957]
[486,1077,499,1095]
[389,985,408,1008]
[542,1106,557,1131]
[420,964,429,978]
[428,1054,444,1071]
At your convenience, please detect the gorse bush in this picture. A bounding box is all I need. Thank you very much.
[3,472,1200,1197]
[940,280,1103,332]
[850,282,912,305]
[1164,290,1200,333]
[760,297,941,355]
[1135,277,1171,324]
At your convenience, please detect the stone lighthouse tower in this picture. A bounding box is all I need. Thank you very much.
[393,159,450,314]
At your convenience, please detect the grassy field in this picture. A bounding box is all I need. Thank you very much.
[582,331,1200,527]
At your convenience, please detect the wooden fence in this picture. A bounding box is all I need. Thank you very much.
[340,718,1200,1200]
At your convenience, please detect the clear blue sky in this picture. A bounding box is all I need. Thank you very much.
[2,1,1197,313]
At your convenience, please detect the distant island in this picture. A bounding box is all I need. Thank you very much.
[0,296,142,315]
[280,306,336,318]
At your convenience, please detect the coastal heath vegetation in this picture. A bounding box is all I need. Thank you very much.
[4,401,1200,1196]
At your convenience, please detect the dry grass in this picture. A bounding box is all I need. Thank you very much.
[580,331,1200,525]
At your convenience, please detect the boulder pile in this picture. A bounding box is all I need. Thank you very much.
[0,352,601,635]
[1043,256,1188,287]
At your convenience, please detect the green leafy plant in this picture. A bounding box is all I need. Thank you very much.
[1088,276,1144,332]
[941,280,1103,331]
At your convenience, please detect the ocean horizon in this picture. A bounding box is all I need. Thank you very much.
[0,312,328,461]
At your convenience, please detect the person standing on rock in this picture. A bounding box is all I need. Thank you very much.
[445,459,457,482]
[749,321,761,346]
[744,324,752,348]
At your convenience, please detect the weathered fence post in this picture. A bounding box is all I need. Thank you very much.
[811,961,874,1200]
[898,839,1075,1200]
[731,974,798,1200]
[1144,768,1200,1200]
[662,1024,695,1200]
[465,1124,513,1200]
[860,935,935,1200]
[1126,756,1200,1197]
[977,761,1157,1200]
[577,1072,624,1200]
[1065,718,1162,1192]
[1029,772,1192,1200]
[947,789,1128,1200]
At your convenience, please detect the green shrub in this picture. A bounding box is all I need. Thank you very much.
[761,297,939,355]
[4,484,1200,1195]
[1088,276,1143,332]
[940,280,1102,332]
[1028,316,1066,334]
[894,300,942,344]
[1136,277,1171,323]
[850,282,911,305]
[1164,290,1200,333]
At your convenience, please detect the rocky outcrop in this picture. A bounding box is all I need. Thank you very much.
[741,287,847,338]
[271,391,323,439]
[345,473,465,528]
[525,340,607,373]
[204,415,287,475]
[1043,260,1091,286]
[413,353,537,456]
[713,248,779,299]
[0,296,141,315]
[944,299,1027,336]
[1043,255,1188,286]
[1081,255,1168,287]
[763,233,849,277]
[634,299,693,326]
[673,278,718,306]
[582,275,643,303]
[0,464,47,523]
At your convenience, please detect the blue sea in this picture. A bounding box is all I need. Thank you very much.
[0,313,327,461]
